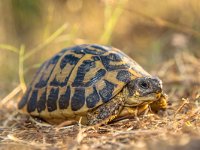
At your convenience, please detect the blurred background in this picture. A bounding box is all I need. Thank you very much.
[0,0,200,98]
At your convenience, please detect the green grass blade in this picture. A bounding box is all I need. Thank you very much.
[100,0,128,44]
[23,23,68,61]
[0,44,19,53]
[19,45,27,93]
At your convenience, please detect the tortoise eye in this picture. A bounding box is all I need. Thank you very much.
[139,80,149,89]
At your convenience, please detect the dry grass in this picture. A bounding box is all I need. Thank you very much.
[0,51,199,150]
[0,1,200,149]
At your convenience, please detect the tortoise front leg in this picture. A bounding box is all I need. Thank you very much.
[87,93,125,126]
[116,104,149,119]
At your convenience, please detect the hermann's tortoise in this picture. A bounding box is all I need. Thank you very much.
[18,44,167,126]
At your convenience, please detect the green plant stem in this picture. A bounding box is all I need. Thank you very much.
[19,45,26,93]
[100,0,128,44]
[0,44,19,53]
[23,23,68,61]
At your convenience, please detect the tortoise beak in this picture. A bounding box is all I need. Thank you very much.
[124,92,162,107]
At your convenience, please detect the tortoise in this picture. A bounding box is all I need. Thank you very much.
[18,44,167,126]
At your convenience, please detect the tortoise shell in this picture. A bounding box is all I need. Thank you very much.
[18,44,150,119]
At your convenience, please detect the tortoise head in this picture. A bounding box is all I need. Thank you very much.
[123,76,163,106]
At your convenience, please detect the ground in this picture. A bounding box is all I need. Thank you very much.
[0,51,199,150]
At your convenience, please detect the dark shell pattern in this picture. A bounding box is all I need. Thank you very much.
[18,44,150,118]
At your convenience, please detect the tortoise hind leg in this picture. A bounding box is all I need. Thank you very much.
[87,93,125,126]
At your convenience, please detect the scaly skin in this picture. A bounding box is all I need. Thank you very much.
[87,92,125,126]
[87,92,167,126]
